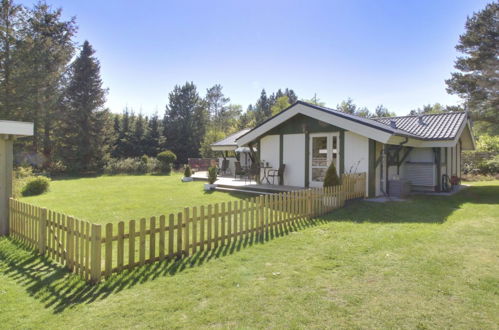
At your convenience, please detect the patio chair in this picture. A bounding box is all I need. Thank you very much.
[268,164,285,185]
[245,163,260,184]
[220,159,230,175]
[234,161,247,180]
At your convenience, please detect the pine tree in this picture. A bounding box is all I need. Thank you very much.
[446,2,499,134]
[58,40,111,172]
[144,112,162,156]
[254,89,271,124]
[163,82,208,164]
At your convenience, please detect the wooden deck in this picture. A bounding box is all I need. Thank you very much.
[192,171,304,194]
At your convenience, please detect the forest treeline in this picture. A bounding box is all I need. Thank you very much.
[0,1,496,174]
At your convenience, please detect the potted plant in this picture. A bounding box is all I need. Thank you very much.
[182,165,193,182]
[323,162,340,206]
[204,166,218,190]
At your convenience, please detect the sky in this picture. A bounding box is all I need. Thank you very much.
[24,0,492,116]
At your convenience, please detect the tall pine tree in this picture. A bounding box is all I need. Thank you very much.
[163,82,208,164]
[58,40,111,172]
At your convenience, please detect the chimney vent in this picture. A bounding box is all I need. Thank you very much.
[418,115,426,125]
[390,120,397,129]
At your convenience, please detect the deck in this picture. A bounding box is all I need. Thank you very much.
[191,171,304,194]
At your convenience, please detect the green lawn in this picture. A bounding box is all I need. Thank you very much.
[19,173,250,225]
[1,180,498,329]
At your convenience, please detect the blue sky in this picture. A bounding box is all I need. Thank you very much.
[24,0,491,115]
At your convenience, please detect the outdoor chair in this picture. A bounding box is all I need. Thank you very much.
[220,159,230,175]
[234,161,247,180]
[268,164,285,185]
[245,163,260,184]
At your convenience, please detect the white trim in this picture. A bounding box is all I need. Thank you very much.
[0,120,33,136]
[237,103,392,146]
[211,145,237,152]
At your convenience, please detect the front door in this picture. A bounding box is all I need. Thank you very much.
[309,133,339,187]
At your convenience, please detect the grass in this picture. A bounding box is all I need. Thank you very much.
[19,173,250,225]
[1,179,498,328]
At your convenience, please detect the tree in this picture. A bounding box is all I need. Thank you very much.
[163,82,208,164]
[271,95,291,115]
[374,105,396,117]
[18,2,77,162]
[238,104,256,129]
[58,40,111,172]
[337,98,357,114]
[143,112,162,157]
[199,129,225,158]
[446,2,499,134]
[0,0,25,120]
[254,89,272,124]
[303,93,326,106]
[409,103,446,116]
[205,84,230,131]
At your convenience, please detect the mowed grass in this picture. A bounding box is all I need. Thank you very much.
[19,173,250,225]
[1,180,498,329]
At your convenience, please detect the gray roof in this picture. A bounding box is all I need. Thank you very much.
[211,128,252,147]
[373,112,468,140]
[234,101,470,143]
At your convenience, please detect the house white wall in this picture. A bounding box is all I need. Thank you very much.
[283,134,305,187]
[260,135,280,180]
[344,132,369,193]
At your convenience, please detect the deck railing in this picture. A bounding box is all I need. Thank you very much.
[9,173,366,283]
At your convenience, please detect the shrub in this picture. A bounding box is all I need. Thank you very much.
[21,176,50,196]
[46,160,67,175]
[104,157,161,175]
[157,150,177,174]
[208,166,218,184]
[184,165,192,178]
[323,162,340,188]
[477,155,499,175]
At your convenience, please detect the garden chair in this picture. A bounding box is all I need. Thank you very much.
[268,164,285,185]
[245,163,260,184]
[220,159,230,175]
[234,161,247,180]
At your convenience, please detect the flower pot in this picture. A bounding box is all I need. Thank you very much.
[204,183,216,191]
[182,177,193,182]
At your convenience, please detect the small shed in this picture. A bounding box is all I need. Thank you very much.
[0,120,34,236]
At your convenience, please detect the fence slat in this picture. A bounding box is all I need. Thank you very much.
[149,217,156,261]
[159,215,166,261]
[168,214,174,259]
[117,221,125,272]
[139,218,146,265]
[129,220,136,266]
[105,222,113,277]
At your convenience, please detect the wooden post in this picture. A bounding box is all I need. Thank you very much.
[38,208,47,255]
[0,135,13,236]
[90,224,102,283]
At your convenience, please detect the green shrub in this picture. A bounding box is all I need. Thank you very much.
[477,155,499,175]
[208,166,218,184]
[323,162,340,188]
[21,176,50,196]
[157,150,177,174]
[104,157,161,175]
[184,165,192,178]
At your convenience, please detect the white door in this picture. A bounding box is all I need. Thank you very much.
[309,133,340,187]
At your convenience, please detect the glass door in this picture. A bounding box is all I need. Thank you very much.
[309,133,339,187]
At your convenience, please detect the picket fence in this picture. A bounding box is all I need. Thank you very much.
[9,173,366,283]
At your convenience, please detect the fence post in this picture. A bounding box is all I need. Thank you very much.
[90,223,102,283]
[38,208,47,255]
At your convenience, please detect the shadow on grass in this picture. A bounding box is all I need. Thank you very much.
[0,215,327,314]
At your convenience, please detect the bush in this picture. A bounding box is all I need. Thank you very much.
[21,176,50,196]
[184,165,192,178]
[323,162,340,188]
[477,155,499,175]
[46,160,67,175]
[104,157,161,175]
[157,150,177,174]
[208,166,218,184]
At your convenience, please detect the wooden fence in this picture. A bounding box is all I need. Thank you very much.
[9,173,366,283]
